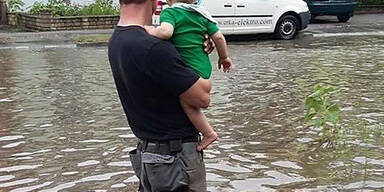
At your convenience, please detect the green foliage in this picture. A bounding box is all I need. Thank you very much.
[47,0,81,16]
[28,2,44,15]
[29,0,80,16]
[305,85,341,149]
[80,0,119,16]
[8,0,25,12]
[372,124,383,143]
[28,0,118,16]
[303,85,383,182]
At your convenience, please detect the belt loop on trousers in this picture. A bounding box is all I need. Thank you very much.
[169,139,182,153]
[141,140,148,151]
[155,141,160,151]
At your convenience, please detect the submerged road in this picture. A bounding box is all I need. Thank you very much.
[0,13,383,192]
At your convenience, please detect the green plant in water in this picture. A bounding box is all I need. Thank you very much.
[305,85,341,149]
[372,124,383,144]
[8,0,25,12]
[361,124,372,180]
[304,85,383,183]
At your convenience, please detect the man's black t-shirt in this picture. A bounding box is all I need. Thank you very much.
[108,26,199,141]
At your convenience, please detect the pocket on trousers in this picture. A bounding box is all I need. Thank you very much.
[142,152,189,192]
[129,149,141,178]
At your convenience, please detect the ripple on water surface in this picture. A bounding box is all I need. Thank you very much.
[0,37,383,191]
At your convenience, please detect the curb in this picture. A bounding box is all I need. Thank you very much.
[76,42,109,47]
[356,6,384,14]
[0,29,114,44]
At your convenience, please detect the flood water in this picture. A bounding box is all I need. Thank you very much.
[0,36,383,191]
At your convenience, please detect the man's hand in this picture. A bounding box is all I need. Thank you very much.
[218,57,232,73]
[203,34,215,54]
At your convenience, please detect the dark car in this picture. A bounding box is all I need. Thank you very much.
[305,0,358,22]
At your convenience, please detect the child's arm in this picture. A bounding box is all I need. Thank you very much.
[211,31,232,72]
[144,22,174,40]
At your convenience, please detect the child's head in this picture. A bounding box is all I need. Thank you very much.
[166,0,196,5]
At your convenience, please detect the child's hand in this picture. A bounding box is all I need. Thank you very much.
[218,57,232,73]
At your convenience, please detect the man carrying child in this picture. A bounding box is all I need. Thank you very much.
[108,0,231,191]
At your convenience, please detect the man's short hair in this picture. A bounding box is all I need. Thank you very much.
[119,0,147,5]
[180,0,196,4]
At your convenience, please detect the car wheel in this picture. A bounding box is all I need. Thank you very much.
[275,15,298,40]
[337,14,351,23]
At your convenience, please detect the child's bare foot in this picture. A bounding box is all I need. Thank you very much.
[197,131,218,151]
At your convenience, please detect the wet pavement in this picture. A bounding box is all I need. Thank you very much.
[300,14,384,41]
[1,18,384,191]
[307,14,384,34]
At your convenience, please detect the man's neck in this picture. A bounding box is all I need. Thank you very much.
[118,4,152,27]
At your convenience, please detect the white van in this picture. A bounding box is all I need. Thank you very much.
[153,0,311,40]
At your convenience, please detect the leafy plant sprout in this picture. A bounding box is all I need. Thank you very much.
[303,85,383,187]
[304,84,342,149]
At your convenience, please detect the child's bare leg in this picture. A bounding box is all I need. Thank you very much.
[180,100,217,151]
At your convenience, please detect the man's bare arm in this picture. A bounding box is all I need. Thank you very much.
[180,78,212,109]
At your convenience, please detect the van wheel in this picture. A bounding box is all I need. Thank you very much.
[337,14,351,23]
[275,15,298,40]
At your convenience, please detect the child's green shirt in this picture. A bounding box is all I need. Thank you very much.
[160,7,219,79]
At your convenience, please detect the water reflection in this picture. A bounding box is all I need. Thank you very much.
[0,36,383,191]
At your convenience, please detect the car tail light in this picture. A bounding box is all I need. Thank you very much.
[154,1,163,16]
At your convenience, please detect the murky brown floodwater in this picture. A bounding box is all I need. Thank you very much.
[0,35,383,192]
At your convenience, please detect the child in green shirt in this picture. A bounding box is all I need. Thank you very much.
[145,0,232,151]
